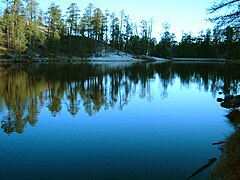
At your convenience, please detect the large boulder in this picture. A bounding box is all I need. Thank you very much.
[220,94,240,109]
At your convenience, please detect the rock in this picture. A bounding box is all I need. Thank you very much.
[235,95,240,99]
[224,95,234,101]
[220,94,240,109]
[226,110,240,126]
[221,101,233,109]
[217,98,224,102]
[230,99,240,108]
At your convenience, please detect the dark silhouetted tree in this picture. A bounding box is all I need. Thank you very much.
[208,0,240,27]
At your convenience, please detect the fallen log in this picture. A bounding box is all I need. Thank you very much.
[187,158,217,179]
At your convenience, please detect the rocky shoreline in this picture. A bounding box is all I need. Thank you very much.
[217,93,240,109]
[0,52,154,65]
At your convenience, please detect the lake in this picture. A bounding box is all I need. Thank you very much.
[0,61,239,180]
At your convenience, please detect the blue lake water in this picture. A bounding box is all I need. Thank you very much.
[0,62,239,180]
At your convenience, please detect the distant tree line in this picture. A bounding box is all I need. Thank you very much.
[0,0,239,59]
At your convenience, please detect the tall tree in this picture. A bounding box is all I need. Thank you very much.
[45,3,62,53]
[13,14,27,53]
[81,3,94,38]
[223,26,235,58]
[139,20,149,56]
[104,9,110,43]
[24,0,39,47]
[123,14,133,54]
[45,3,62,38]
[0,14,4,46]
[92,7,105,41]
[2,0,13,50]
[10,0,27,53]
[157,22,176,58]
[66,2,80,36]
[66,2,80,55]
[110,13,120,49]
[208,0,240,27]
[118,10,124,53]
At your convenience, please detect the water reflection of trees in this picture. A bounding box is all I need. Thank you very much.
[0,62,240,134]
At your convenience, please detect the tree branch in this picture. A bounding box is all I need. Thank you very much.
[208,0,240,13]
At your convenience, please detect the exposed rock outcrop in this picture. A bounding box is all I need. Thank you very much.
[220,94,240,108]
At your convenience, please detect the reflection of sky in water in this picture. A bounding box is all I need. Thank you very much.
[0,63,238,180]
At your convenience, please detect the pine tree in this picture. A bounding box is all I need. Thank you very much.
[66,3,80,55]
[24,0,40,48]
[52,31,61,53]
[123,14,133,54]
[45,3,62,38]
[13,17,27,53]
[2,0,12,50]
[92,7,106,56]
[92,8,105,41]
[139,20,149,56]
[45,3,62,52]
[103,9,110,52]
[10,0,27,53]
[0,15,4,46]
[118,10,124,53]
[79,17,87,36]
[82,3,94,38]
[157,22,176,58]
[110,13,120,49]
[66,3,80,36]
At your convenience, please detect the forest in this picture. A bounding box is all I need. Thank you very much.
[0,0,239,59]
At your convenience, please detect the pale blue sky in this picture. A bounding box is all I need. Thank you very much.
[0,0,215,41]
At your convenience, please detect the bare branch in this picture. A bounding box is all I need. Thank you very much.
[207,0,240,27]
[208,0,240,13]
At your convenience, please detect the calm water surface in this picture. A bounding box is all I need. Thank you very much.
[0,62,239,180]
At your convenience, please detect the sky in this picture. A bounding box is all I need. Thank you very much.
[0,0,215,41]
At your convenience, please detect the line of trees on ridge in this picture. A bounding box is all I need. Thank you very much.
[0,0,239,59]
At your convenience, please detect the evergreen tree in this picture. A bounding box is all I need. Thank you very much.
[79,16,86,36]
[45,3,62,53]
[223,26,235,58]
[139,20,149,56]
[118,10,124,53]
[81,3,94,38]
[212,27,222,57]
[202,29,213,57]
[110,13,120,49]
[157,22,176,58]
[123,14,133,54]
[13,16,27,53]
[52,30,61,53]
[24,0,40,48]
[129,35,141,55]
[104,9,110,43]
[2,0,13,50]
[10,0,27,53]
[66,3,80,54]
[45,3,62,38]
[92,7,105,41]
[0,15,4,46]
[66,3,80,36]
